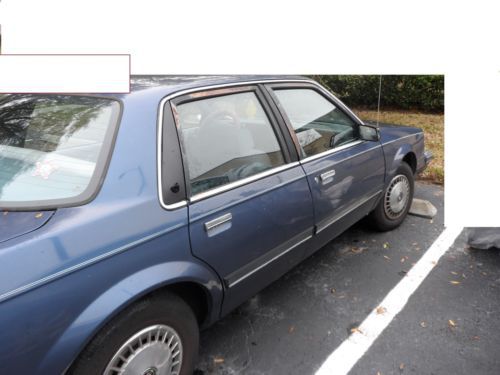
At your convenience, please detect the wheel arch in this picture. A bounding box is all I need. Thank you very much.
[385,143,416,182]
[38,260,223,375]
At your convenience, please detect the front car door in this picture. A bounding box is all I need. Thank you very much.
[167,85,314,315]
[266,83,385,252]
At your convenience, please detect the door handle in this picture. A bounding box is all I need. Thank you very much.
[317,169,336,185]
[204,213,232,234]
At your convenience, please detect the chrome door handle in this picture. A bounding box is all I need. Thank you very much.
[317,169,336,184]
[204,213,232,232]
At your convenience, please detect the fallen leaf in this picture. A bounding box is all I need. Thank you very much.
[350,327,362,334]
[450,281,461,285]
[213,357,225,364]
[451,271,458,275]
[376,306,387,315]
[383,242,390,249]
[288,325,295,333]
[35,212,43,219]
[351,247,363,254]
[383,255,391,260]
[412,242,418,246]
[481,272,488,276]
[448,319,456,327]
[399,363,405,370]
[420,321,427,328]
[415,247,421,251]
[400,257,405,263]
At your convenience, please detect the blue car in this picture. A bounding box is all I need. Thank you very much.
[0,76,432,374]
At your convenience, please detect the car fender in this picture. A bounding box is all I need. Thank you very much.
[384,142,414,182]
[37,260,223,375]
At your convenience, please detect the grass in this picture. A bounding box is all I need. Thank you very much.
[352,109,444,184]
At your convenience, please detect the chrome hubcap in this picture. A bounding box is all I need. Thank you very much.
[384,174,410,219]
[104,325,183,375]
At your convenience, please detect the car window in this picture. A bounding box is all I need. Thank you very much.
[0,94,120,208]
[173,91,285,196]
[273,88,359,158]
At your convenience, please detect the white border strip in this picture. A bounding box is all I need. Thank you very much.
[315,226,463,375]
[0,55,130,93]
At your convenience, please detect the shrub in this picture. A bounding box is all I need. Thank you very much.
[311,75,444,113]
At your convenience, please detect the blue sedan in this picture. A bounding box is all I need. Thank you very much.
[0,76,432,374]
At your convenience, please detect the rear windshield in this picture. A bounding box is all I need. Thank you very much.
[0,95,120,210]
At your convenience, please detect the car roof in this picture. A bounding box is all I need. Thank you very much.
[110,75,313,101]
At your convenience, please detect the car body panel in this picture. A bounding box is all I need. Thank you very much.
[0,210,55,244]
[300,139,385,235]
[0,89,224,373]
[188,165,314,315]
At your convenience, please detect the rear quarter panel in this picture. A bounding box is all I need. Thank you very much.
[0,91,223,374]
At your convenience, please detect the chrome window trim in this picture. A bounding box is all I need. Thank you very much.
[299,140,365,164]
[157,78,345,210]
[189,162,300,203]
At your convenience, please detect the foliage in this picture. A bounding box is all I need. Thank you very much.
[311,75,444,113]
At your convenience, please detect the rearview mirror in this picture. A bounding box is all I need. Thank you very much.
[359,125,380,142]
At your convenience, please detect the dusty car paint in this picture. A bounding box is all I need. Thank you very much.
[0,76,430,374]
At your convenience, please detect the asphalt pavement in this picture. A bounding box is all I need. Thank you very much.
[193,182,499,375]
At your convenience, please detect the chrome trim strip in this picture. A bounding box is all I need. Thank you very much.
[305,144,384,175]
[316,190,383,234]
[0,223,185,304]
[205,213,232,231]
[300,140,364,164]
[190,162,300,203]
[227,229,313,288]
[156,78,358,210]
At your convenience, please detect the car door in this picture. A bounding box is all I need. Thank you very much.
[168,85,314,315]
[266,83,385,251]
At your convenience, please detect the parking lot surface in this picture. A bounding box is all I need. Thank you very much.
[193,182,496,375]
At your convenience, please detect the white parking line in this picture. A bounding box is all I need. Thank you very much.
[315,226,463,375]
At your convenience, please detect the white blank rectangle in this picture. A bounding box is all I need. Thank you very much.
[0,55,130,93]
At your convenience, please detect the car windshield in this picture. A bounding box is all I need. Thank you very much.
[0,94,120,209]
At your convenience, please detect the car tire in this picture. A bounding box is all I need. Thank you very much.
[68,291,199,375]
[369,162,414,231]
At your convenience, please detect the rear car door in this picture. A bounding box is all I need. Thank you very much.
[266,83,385,249]
[167,85,314,315]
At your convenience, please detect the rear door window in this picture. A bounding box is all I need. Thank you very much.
[0,95,120,209]
[172,91,285,196]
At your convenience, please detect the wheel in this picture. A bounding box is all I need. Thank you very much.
[369,162,414,231]
[68,292,199,375]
